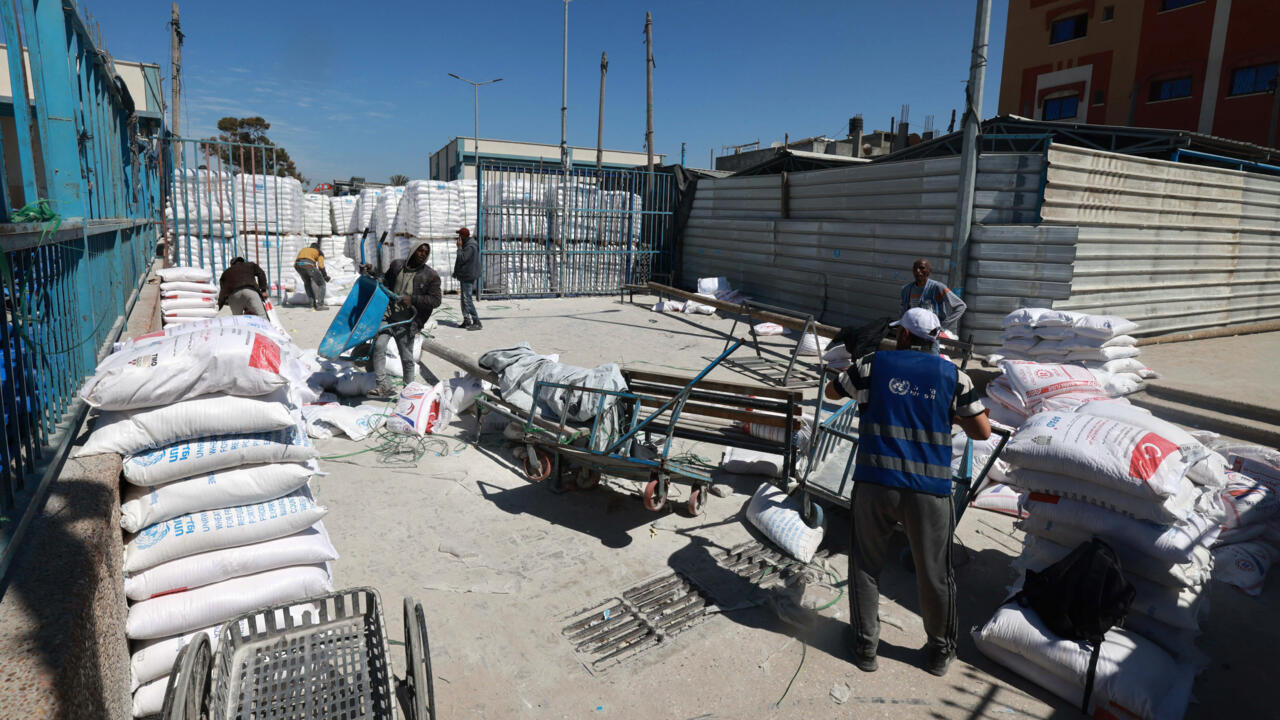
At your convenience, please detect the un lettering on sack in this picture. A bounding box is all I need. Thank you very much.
[120,462,314,533]
[124,524,337,601]
[1003,411,1201,501]
[386,382,451,436]
[122,424,315,487]
[126,564,332,639]
[123,489,326,574]
[76,389,297,458]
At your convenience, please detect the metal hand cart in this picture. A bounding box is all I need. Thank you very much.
[797,370,1011,528]
[160,588,436,720]
[473,340,768,517]
[318,275,416,363]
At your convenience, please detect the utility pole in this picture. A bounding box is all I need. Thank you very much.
[597,51,607,173]
[947,0,991,309]
[560,0,571,173]
[170,2,182,134]
[1268,77,1279,149]
[448,74,503,179]
[644,12,654,172]
[681,142,686,166]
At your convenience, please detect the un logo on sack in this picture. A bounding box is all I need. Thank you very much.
[130,449,165,467]
[889,378,911,396]
[135,521,170,550]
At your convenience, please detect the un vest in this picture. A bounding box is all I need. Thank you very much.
[853,350,958,496]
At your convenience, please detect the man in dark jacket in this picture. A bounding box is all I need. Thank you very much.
[453,227,481,330]
[372,242,442,396]
[217,257,269,317]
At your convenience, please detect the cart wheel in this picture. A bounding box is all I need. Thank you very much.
[803,500,825,530]
[160,631,211,720]
[522,447,552,482]
[575,468,602,490]
[642,476,668,512]
[684,487,707,517]
[403,596,437,720]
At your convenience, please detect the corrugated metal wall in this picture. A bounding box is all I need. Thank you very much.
[683,153,1045,329]
[682,143,1280,353]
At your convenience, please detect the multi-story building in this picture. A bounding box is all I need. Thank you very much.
[999,0,1279,147]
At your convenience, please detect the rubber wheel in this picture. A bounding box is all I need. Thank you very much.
[803,500,825,530]
[522,447,552,482]
[685,487,706,517]
[575,468,602,490]
[403,596,437,720]
[160,631,211,720]
[642,477,667,511]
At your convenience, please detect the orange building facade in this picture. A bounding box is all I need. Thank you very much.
[998,0,1280,147]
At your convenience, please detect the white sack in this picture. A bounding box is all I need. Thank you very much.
[1001,307,1054,328]
[156,266,213,283]
[998,361,1109,411]
[973,602,1194,720]
[753,322,785,336]
[159,281,218,294]
[125,525,337,601]
[1076,400,1227,489]
[160,297,217,312]
[133,676,170,717]
[130,623,226,690]
[797,333,829,356]
[123,489,326,573]
[1211,541,1273,596]
[1019,493,1219,565]
[83,328,292,410]
[822,344,853,371]
[120,462,314,533]
[1018,516,1213,588]
[1073,314,1140,339]
[721,447,785,477]
[77,390,296,458]
[301,403,386,441]
[1003,411,1199,501]
[1007,467,1216,525]
[745,482,823,563]
[122,424,315,486]
[386,381,450,436]
[1220,470,1279,529]
[164,308,218,319]
[970,482,1026,518]
[126,564,332,639]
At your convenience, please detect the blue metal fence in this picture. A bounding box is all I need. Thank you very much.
[0,0,160,578]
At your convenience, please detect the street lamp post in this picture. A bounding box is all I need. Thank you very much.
[447,73,503,180]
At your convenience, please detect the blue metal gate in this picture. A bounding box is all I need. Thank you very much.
[476,162,674,297]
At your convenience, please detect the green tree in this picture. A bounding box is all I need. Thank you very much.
[204,116,308,186]
[389,174,410,185]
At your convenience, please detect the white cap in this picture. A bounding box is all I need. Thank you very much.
[891,307,941,341]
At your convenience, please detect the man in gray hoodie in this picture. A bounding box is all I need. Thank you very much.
[453,227,482,331]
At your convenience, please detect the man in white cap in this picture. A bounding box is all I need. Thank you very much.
[825,307,990,678]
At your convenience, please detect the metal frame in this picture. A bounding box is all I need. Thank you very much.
[0,0,161,579]
[718,299,826,388]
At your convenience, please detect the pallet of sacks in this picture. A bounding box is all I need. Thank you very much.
[994,308,1158,396]
[330,195,356,237]
[972,398,1231,720]
[232,174,304,234]
[72,315,338,718]
[302,193,331,236]
[155,266,219,327]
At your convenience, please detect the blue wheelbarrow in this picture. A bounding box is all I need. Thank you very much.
[319,275,416,361]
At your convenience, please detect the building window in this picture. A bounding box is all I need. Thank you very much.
[1160,0,1204,10]
[1229,63,1279,96]
[1049,14,1088,44]
[1043,95,1080,120]
[1149,77,1193,102]
[1093,90,1106,105]
[1102,5,1114,21]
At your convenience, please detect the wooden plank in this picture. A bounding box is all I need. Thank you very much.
[646,281,841,337]
[623,369,798,400]
[636,398,794,428]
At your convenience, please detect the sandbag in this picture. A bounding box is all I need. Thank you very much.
[973,603,1194,720]
[1212,541,1274,596]
[120,462,314,532]
[122,424,315,486]
[1003,411,1198,501]
[745,482,823,563]
[1007,468,1213,525]
[82,328,292,410]
[123,489,326,573]
[1019,493,1219,565]
[77,389,297,458]
[124,524,336,601]
[386,381,449,436]
[126,564,332,639]
[156,266,213,283]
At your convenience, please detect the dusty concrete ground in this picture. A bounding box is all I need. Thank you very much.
[1140,331,1280,410]
[276,293,1276,720]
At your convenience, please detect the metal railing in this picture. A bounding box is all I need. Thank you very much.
[0,0,161,578]
[476,162,674,297]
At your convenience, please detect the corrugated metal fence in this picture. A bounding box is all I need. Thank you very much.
[682,144,1280,353]
[0,1,161,577]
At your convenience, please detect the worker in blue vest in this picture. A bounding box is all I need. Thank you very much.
[825,307,990,677]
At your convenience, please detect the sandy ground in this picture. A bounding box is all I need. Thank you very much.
[276,292,1277,720]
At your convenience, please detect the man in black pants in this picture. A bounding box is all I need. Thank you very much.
[453,227,481,331]
[826,308,990,677]
[370,242,441,397]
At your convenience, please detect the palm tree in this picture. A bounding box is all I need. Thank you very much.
[389,174,410,185]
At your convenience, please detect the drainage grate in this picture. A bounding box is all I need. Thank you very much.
[714,540,823,589]
[562,571,711,672]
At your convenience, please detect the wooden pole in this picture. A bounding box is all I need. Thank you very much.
[643,281,841,338]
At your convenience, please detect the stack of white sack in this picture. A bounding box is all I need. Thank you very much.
[232,174,304,234]
[72,316,335,717]
[330,195,356,236]
[454,179,479,230]
[302,194,331,236]
[392,180,465,238]
[995,308,1157,396]
[156,267,217,326]
[164,168,234,229]
[345,187,383,241]
[983,360,1114,428]
[482,177,551,240]
[1185,439,1280,596]
[369,187,406,268]
[696,276,746,305]
[973,402,1229,711]
[316,236,345,258]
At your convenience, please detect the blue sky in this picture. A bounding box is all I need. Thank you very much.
[102,0,1008,185]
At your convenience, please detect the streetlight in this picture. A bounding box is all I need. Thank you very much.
[447,73,503,179]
